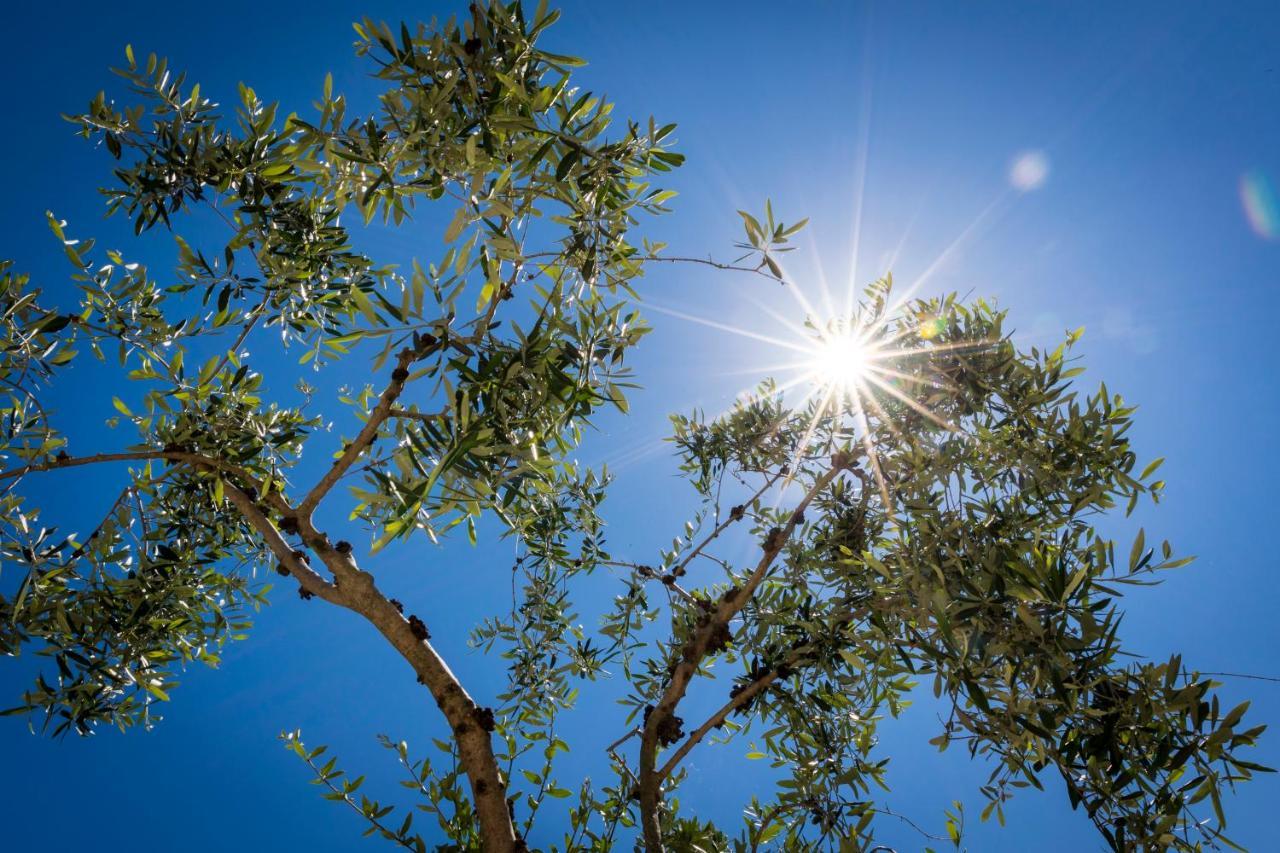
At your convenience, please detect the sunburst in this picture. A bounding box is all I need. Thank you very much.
[628,75,1018,497]
[782,308,954,507]
[811,327,871,394]
[641,279,968,512]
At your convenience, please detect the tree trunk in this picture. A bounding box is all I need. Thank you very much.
[342,570,519,851]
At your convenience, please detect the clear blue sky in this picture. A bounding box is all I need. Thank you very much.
[2,1,1278,850]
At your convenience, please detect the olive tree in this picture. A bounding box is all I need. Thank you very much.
[0,3,1267,851]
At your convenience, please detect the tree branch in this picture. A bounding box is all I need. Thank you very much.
[221,466,519,849]
[3,432,511,848]
[668,470,785,580]
[636,464,842,851]
[295,743,421,850]
[0,449,292,516]
[313,546,517,850]
[388,406,447,425]
[523,251,785,284]
[656,669,781,781]
[221,480,341,603]
[296,337,440,522]
[654,598,873,782]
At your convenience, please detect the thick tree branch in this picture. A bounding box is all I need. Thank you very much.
[309,546,517,851]
[221,481,341,603]
[223,476,519,850]
[20,443,517,846]
[0,450,199,482]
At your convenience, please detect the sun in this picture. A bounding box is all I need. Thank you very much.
[812,331,872,392]
[639,277,969,508]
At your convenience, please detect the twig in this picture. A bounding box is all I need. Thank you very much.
[298,748,419,850]
[388,406,447,425]
[522,251,786,284]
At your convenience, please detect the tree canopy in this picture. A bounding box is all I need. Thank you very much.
[0,3,1268,851]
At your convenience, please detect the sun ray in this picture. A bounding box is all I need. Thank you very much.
[641,300,814,354]
[874,337,998,359]
[850,392,893,513]
[740,292,821,343]
[857,380,909,447]
[632,244,995,530]
[845,35,875,320]
[779,382,839,503]
[868,363,953,391]
[859,322,925,355]
[883,194,1007,324]
[884,205,921,275]
[588,430,671,473]
[719,360,832,382]
[861,372,957,432]
[741,371,826,403]
[806,232,840,322]
[772,254,825,325]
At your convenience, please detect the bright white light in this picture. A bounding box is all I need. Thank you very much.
[1009,150,1050,192]
[814,333,869,390]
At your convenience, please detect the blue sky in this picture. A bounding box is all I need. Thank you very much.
[2,1,1278,849]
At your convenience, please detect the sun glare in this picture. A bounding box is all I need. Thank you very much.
[640,285,977,512]
[813,332,871,391]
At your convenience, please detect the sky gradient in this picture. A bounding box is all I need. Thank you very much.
[1,1,1278,850]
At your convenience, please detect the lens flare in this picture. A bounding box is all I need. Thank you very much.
[1009,150,1050,192]
[916,314,947,340]
[1240,171,1280,240]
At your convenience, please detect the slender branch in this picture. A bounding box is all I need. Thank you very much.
[0,450,163,483]
[669,471,785,580]
[59,484,138,565]
[130,485,151,546]
[388,406,447,425]
[606,727,640,755]
[749,804,784,853]
[297,747,419,850]
[656,597,875,782]
[656,669,782,781]
[600,560,695,602]
[636,464,843,851]
[297,337,440,521]
[0,449,291,516]
[211,294,269,374]
[1191,670,1280,684]
[522,251,784,284]
[871,805,951,843]
[462,217,516,343]
[605,728,641,792]
[638,254,783,282]
[0,376,51,426]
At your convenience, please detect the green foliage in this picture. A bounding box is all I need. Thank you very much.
[621,278,1267,851]
[2,0,673,737]
[0,2,1267,852]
